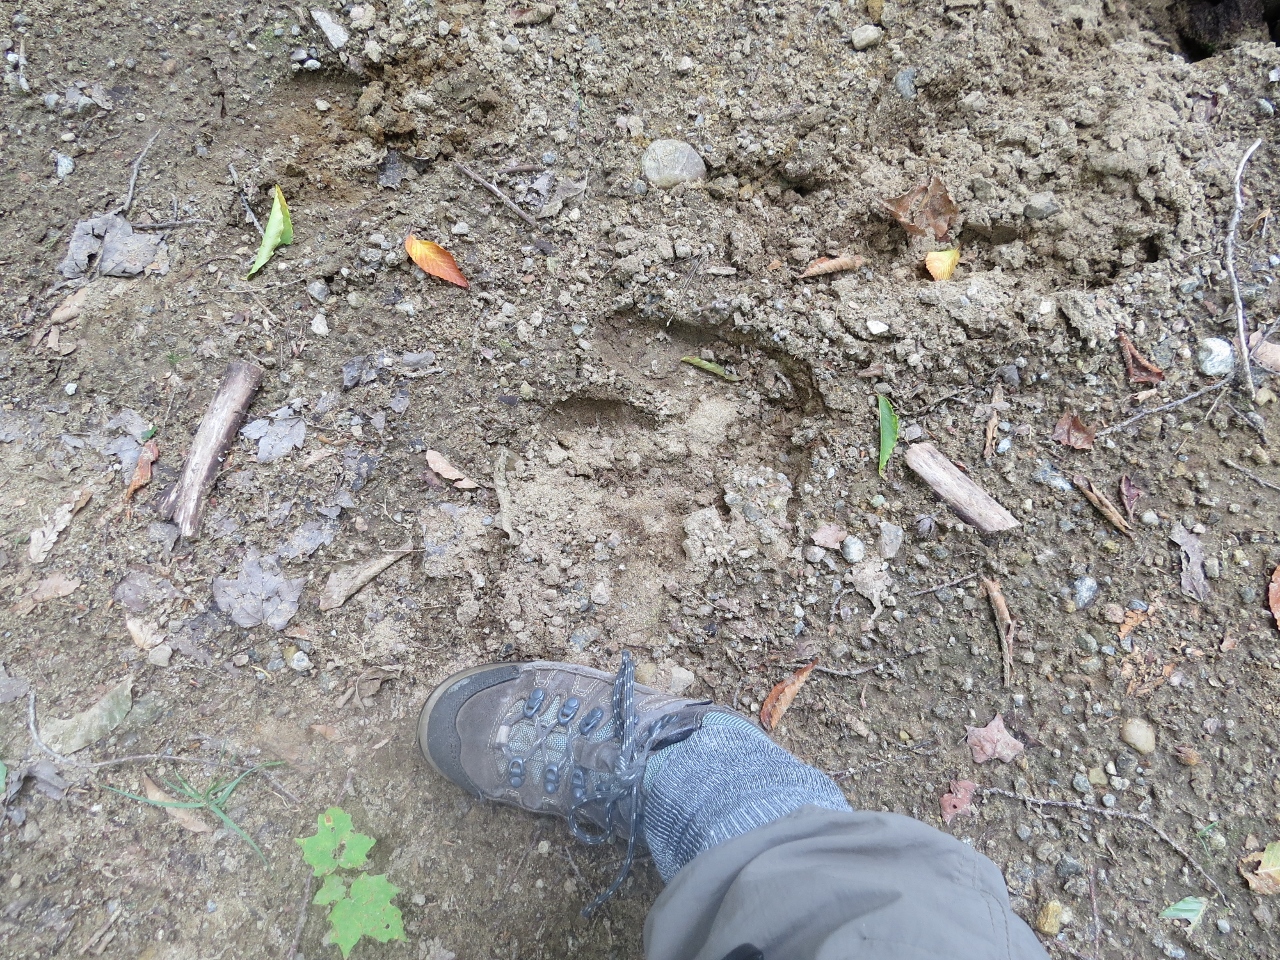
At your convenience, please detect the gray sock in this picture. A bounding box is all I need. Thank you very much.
[640,711,852,882]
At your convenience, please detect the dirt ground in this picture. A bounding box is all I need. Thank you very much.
[3,0,1280,958]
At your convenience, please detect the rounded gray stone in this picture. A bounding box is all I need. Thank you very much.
[641,139,706,188]
[1196,337,1235,377]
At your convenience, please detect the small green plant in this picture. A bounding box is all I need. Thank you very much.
[298,807,405,958]
[877,395,899,476]
[106,762,282,864]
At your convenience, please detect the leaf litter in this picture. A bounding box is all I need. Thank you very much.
[941,779,978,825]
[965,714,1024,763]
[1118,333,1165,385]
[405,234,468,288]
[241,406,306,463]
[1052,412,1095,450]
[880,175,958,241]
[212,550,305,630]
[760,659,817,731]
[425,450,480,490]
[318,545,413,612]
[1241,842,1280,895]
[798,254,864,279]
[39,675,133,755]
[1169,522,1211,602]
[28,486,92,563]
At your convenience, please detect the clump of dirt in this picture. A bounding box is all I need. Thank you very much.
[2,2,1280,959]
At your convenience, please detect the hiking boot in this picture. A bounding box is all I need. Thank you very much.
[417,652,720,914]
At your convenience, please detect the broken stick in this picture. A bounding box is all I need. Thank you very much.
[981,578,1015,687]
[158,360,264,537]
[903,442,1019,534]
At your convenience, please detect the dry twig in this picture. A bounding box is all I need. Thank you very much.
[1222,458,1280,493]
[453,160,542,231]
[1227,138,1263,400]
[111,129,161,217]
[981,578,1015,686]
[981,787,1224,899]
[789,645,934,679]
[905,571,979,598]
[1095,380,1228,437]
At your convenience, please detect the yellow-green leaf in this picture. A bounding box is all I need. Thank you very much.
[247,186,294,278]
[681,356,741,382]
[877,395,899,477]
[1160,896,1208,931]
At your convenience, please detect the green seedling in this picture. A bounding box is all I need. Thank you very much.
[1195,820,1221,855]
[106,762,282,865]
[298,807,405,958]
[877,395,899,476]
[247,185,293,278]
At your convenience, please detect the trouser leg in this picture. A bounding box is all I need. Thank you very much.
[643,805,1049,960]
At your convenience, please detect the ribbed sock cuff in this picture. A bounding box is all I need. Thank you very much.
[640,711,851,882]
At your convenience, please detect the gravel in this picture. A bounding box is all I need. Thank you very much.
[1120,716,1157,754]
[1196,337,1235,377]
[850,25,883,50]
[641,139,706,188]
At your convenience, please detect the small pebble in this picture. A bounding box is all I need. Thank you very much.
[840,536,866,563]
[1120,716,1157,755]
[1140,510,1160,527]
[803,545,826,564]
[1036,900,1065,936]
[315,99,331,111]
[590,582,612,605]
[500,34,520,54]
[290,651,312,672]
[1217,918,1231,934]
[866,319,890,336]
[641,139,706,188]
[1024,192,1061,220]
[306,279,330,303]
[311,313,329,335]
[850,24,884,50]
[1197,337,1235,377]
[675,56,695,74]
[878,522,904,559]
[1072,576,1098,609]
[893,68,917,99]
[1072,773,1092,794]
[452,221,470,235]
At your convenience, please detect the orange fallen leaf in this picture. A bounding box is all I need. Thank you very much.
[924,248,960,281]
[881,175,957,241]
[124,440,159,502]
[1240,842,1280,895]
[799,254,865,279]
[760,659,818,731]
[406,234,469,288]
[1052,412,1095,450]
[1269,565,1280,633]
[1118,605,1155,641]
[425,449,480,489]
[1118,332,1164,385]
[142,774,213,834]
[941,779,978,824]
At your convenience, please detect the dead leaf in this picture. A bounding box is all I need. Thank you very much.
[318,546,412,612]
[881,175,957,241]
[1118,333,1165,385]
[211,550,305,630]
[941,779,978,825]
[1118,603,1157,641]
[1052,412,1095,450]
[981,578,1016,687]
[142,774,213,834]
[126,617,167,650]
[1269,565,1280,632]
[965,714,1024,764]
[40,676,133,755]
[1120,475,1143,523]
[512,2,556,25]
[309,723,341,742]
[425,449,479,489]
[924,248,960,281]
[810,524,847,550]
[124,439,159,502]
[983,384,1003,461]
[760,659,818,732]
[241,407,305,463]
[1170,523,1211,602]
[1248,331,1280,374]
[405,234,469,288]
[1073,475,1134,538]
[28,486,92,563]
[798,254,865,279]
[1240,842,1280,895]
[31,573,80,604]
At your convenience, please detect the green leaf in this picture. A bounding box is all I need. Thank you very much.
[326,873,406,959]
[297,806,376,877]
[0,761,7,787]
[1160,896,1208,930]
[313,874,347,906]
[680,356,742,382]
[877,395,899,477]
[246,185,293,278]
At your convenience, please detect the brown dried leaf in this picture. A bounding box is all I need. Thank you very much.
[1073,475,1134,538]
[881,175,958,241]
[1120,475,1143,523]
[1052,412,1095,450]
[1118,604,1156,641]
[1248,331,1280,374]
[798,254,865,279]
[126,617,166,650]
[1118,333,1165,385]
[1173,745,1202,766]
[941,779,978,825]
[29,573,81,603]
[310,723,341,742]
[760,659,818,732]
[965,714,1024,764]
[810,524,847,550]
[1269,565,1280,632]
[1240,843,1280,896]
[124,439,159,502]
[142,774,213,834]
[425,449,479,489]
